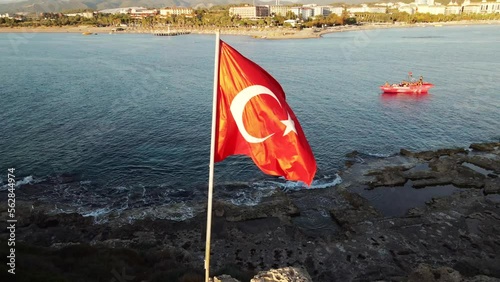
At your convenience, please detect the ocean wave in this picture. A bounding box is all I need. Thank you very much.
[254,174,343,192]
[0,175,35,190]
[229,187,276,206]
[8,173,342,223]
[365,152,394,158]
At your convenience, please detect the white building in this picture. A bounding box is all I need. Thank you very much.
[348,4,370,13]
[229,5,269,18]
[302,7,314,19]
[329,7,345,16]
[348,4,387,13]
[99,7,145,14]
[313,6,332,17]
[65,12,94,18]
[159,7,193,16]
[129,8,158,18]
[289,7,313,20]
[269,5,289,16]
[477,0,500,13]
[415,4,446,14]
[462,0,483,13]
[445,1,462,14]
[430,5,446,14]
[399,5,416,14]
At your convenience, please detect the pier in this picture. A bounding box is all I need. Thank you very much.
[153,31,190,36]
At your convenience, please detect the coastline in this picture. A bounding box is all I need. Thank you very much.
[1,19,499,39]
[1,141,499,281]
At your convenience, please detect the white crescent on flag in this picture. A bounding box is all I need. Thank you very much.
[230,85,279,143]
[230,85,297,144]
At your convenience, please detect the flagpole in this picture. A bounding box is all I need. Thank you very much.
[205,30,220,282]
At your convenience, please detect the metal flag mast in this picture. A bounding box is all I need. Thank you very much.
[205,30,220,282]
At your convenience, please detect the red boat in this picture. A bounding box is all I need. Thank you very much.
[380,72,434,94]
[380,82,434,94]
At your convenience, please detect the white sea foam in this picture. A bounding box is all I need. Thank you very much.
[0,175,34,190]
[230,190,270,206]
[251,174,343,193]
[280,174,343,191]
[81,208,112,218]
[18,175,34,186]
[366,152,393,158]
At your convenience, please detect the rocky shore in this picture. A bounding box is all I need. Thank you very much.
[1,142,499,281]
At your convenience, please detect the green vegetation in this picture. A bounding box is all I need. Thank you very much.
[355,9,500,23]
[1,5,500,29]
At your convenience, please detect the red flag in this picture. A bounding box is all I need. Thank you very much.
[215,40,316,186]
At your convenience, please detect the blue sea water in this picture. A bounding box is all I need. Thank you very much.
[0,25,499,220]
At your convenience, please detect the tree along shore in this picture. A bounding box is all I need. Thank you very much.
[1,6,500,30]
[1,20,499,41]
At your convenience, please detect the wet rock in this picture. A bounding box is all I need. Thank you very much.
[330,191,381,228]
[408,264,473,282]
[407,264,447,282]
[401,148,468,161]
[412,177,453,188]
[213,191,299,222]
[366,166,407,188]
[400,148,414,157]
[451,166,486,188]
[345,150,360,159]
[466,156,500,174]
[403,169,440,180]
[470,142,500,152]
[484,178,500,195]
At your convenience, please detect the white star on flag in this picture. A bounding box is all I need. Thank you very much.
[281,113,297,136]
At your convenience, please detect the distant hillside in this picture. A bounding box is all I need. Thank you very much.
[0,0,379,14]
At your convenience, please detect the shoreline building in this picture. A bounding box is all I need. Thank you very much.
[462,0,500,13]
[290,6,313,20]
[312,5,333,17]
[329,7,345,16]
[446,1,462,14]
[64,12,94,18]
[159,7,194,17]
[398,0,500,14]
[129,8,158,18]
[229,5,270,18]
[99,7,146,14]
[269,5,289,16]
[348,4,387,13]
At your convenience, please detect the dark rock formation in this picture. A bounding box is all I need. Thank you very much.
[1,142,499,282]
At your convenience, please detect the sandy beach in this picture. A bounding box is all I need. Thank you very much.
[1,20,499,39]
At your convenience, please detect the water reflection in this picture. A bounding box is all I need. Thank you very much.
[351,180,461,217]
[380,92,430,102]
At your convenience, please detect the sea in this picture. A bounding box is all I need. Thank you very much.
[1,25,499,222]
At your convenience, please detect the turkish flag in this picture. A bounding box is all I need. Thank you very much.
[215,40,317,186]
